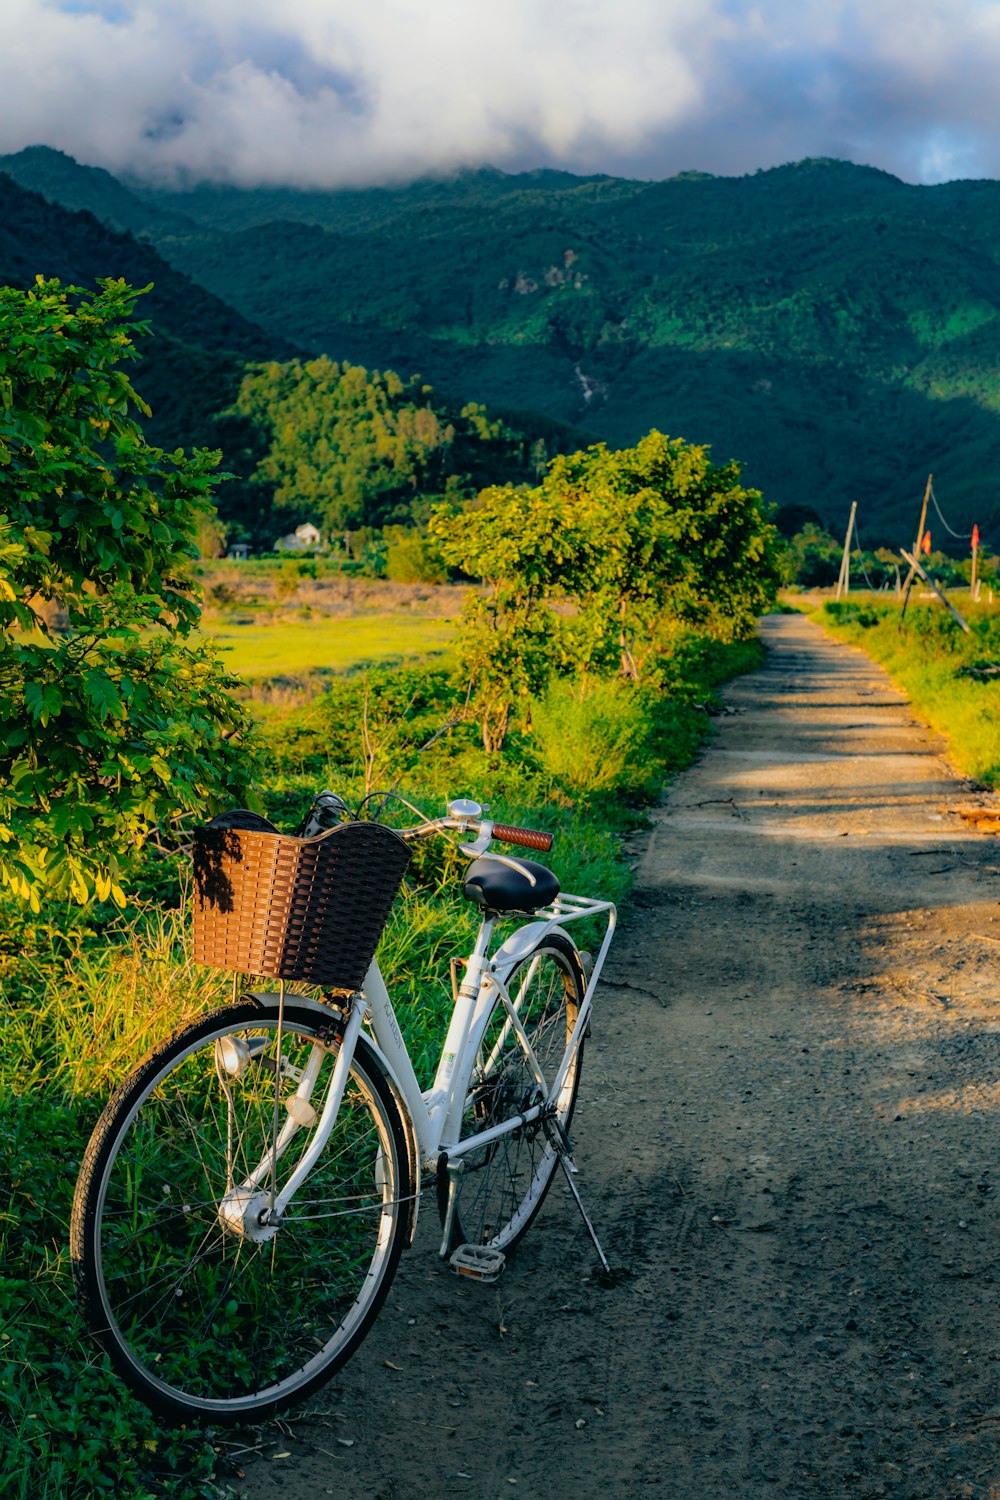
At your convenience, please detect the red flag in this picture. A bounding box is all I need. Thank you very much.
[972,524,980,550]
[922,530,932,555]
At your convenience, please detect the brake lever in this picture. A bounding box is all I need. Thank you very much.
[458,819,494,858]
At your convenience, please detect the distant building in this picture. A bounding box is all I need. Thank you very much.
[227,542,251,560]
[274,522,324,552]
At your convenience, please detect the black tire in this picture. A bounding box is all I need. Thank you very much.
[71,1000,411,1425]
[438,933,586,1254]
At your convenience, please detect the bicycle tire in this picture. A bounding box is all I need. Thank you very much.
[71,999,411,1425]
[438,932,586,1254]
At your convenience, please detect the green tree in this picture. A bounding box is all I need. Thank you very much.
[195,506,228,559]
[0,277,258,907]
[384,526,447,584]
[433,431,779,746]
[780,523,842,587]
[432,485,571,751]
[539,433,780,677]
[231,357,543,535]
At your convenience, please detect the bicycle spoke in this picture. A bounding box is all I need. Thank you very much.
[74,1006,409,1419]
[444,937,584,1253]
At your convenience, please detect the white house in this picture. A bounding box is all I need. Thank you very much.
[274,522,324,552]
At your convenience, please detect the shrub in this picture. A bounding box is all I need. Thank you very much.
[384,529,447,584]
[529,678,662,798]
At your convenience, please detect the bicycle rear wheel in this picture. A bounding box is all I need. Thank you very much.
[439,932,586,1253]
[72,1000,411,1424]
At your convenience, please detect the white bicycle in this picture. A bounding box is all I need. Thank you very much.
[71,792,616,1424]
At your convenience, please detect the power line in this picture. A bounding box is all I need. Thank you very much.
[927,482,973,545]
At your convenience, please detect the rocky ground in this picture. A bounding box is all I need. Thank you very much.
[231,611,1000,1500]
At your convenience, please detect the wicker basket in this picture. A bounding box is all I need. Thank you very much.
[192,812,411,990]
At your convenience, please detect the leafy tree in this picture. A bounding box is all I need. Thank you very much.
[230,357,547,536]
[384,526,447,584]
[780,523,842,587]
[433,431,779,746]
[538,433,781,676]
[432,484,569,751]
[0,277,258,907]
[194,507,228,558]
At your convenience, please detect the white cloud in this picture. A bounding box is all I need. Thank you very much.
[3,0,1000,185]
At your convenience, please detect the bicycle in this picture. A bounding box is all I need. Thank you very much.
[71,791,617,1425]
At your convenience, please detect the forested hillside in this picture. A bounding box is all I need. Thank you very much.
[0,167,581,544]
[0,172,290,460]
[230,356,577,535]
[6,148,1000,539]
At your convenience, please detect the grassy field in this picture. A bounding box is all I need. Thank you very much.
[202,613,455,679]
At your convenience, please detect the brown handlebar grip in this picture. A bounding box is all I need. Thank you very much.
[492,823,554,853]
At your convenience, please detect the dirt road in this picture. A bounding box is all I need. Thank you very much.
[235,612,1000,1500]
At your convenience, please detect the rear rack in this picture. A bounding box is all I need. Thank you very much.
[516,892,617,1016]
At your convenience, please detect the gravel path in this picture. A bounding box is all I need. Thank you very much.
[235,611,1000,1500]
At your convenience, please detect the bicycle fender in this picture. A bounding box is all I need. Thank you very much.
[489,923,576,978]
[246,991,421,1244]
[241,990,344,1026]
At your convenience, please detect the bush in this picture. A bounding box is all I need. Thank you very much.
[385,529,447,584]
[0,277,258,908]
[529,678,663,798]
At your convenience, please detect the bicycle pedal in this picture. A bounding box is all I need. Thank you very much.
[449,1244,505,1282]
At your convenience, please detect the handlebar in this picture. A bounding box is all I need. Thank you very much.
[300,790,555,857]
[398,813,554,855]
[490,823,554,853]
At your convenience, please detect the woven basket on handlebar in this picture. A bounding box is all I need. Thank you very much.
[192,812,411,990]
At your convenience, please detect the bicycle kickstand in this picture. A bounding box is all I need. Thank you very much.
[545,1118,611,1274]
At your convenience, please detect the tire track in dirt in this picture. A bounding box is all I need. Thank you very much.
[235,612,1000,1500]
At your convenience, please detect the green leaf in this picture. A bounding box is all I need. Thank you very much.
[23,682,63,727]
[83,670,125,722]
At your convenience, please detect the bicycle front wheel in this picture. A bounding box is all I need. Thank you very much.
[72,1000,411,1424]
[440,932,586,1254]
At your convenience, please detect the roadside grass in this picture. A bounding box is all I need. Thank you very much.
[814,599,1000,785]
[0,626,764,1499]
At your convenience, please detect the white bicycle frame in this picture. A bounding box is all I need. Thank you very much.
[240,888,616,1255]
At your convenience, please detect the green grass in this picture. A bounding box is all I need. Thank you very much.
[201,613,456,679]
[814,598,1000,785]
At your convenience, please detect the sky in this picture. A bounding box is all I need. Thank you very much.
[3,0,1000,188]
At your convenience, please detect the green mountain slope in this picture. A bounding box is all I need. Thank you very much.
[0,145,193,240]
[0,171,293,460]
[6,149,1000,540]
[151,159,1000,539]
[0,165,585,545]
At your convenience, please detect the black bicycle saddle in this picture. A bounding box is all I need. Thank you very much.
[462,856,560,914]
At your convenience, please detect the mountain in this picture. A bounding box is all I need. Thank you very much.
[0,165,584,543]
[0,170,293,461]
[5,148,1000,540]
[0,145,193,240]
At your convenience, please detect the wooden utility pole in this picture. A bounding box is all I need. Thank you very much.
[971,523,980,598]
[900,473,933,621]
[835,501,858,602]
[900,548,972,633]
